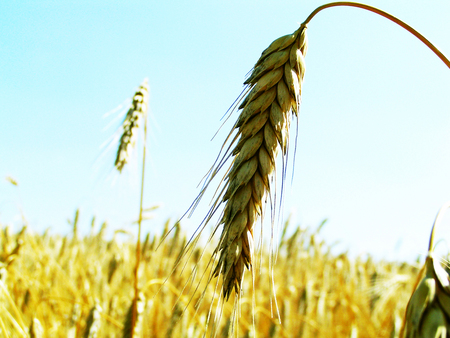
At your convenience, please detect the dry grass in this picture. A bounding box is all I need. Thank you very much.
[0,218,419,337]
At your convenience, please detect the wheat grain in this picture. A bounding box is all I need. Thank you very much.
[115,78,149,172]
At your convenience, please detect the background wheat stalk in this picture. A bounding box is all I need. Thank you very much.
[113,78,150,337]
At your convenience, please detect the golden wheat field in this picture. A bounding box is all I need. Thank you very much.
[0,216,422,338]
[2,2,450,337]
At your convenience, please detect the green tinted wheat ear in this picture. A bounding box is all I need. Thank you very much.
[84,302,102,338]
[115,78,149,172]
[188,25,307,301]
[122,293,145,338]
[29,317,44,338]
[401,202,450,338]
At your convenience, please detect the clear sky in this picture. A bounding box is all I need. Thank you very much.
[1,0,450,262]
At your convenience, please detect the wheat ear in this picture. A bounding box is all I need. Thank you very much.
[83,302,102,338]
[115,79,149,172]
[29,317,44,338]
[186,24,307,301]
[122,293,145,338]
[400,201,450,337]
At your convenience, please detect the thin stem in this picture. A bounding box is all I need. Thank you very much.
[302,2,450,70]
[132,114,147,336]
[428,201,450,254]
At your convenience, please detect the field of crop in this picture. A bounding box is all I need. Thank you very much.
[2,2,450,337]
[0,216,420,337]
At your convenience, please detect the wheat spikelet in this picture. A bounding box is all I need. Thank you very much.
[115,79,149,172]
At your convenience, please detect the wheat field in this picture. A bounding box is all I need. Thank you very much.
[2,2,450,337]
[0,217,419,337]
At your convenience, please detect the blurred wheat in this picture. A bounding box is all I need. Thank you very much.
[114,78,149,173]
[0,218,418,337]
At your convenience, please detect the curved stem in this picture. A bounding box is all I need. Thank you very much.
[302,2,450,70]
[428,201,450,254]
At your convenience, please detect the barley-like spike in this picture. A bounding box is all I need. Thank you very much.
[194,24,308,300]
[115,79,149,172]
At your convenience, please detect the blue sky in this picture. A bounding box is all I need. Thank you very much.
[1,0,450,262]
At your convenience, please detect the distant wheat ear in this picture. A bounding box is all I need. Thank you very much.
[115,78,149,172]
[29,317,44,338]
[401,201,450,337]
[122,292,145,338]
[188,24,307,301]
[84,302,102,338]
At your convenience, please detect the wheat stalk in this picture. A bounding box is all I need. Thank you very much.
[111,78,150,337]
[115,79,149,173]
